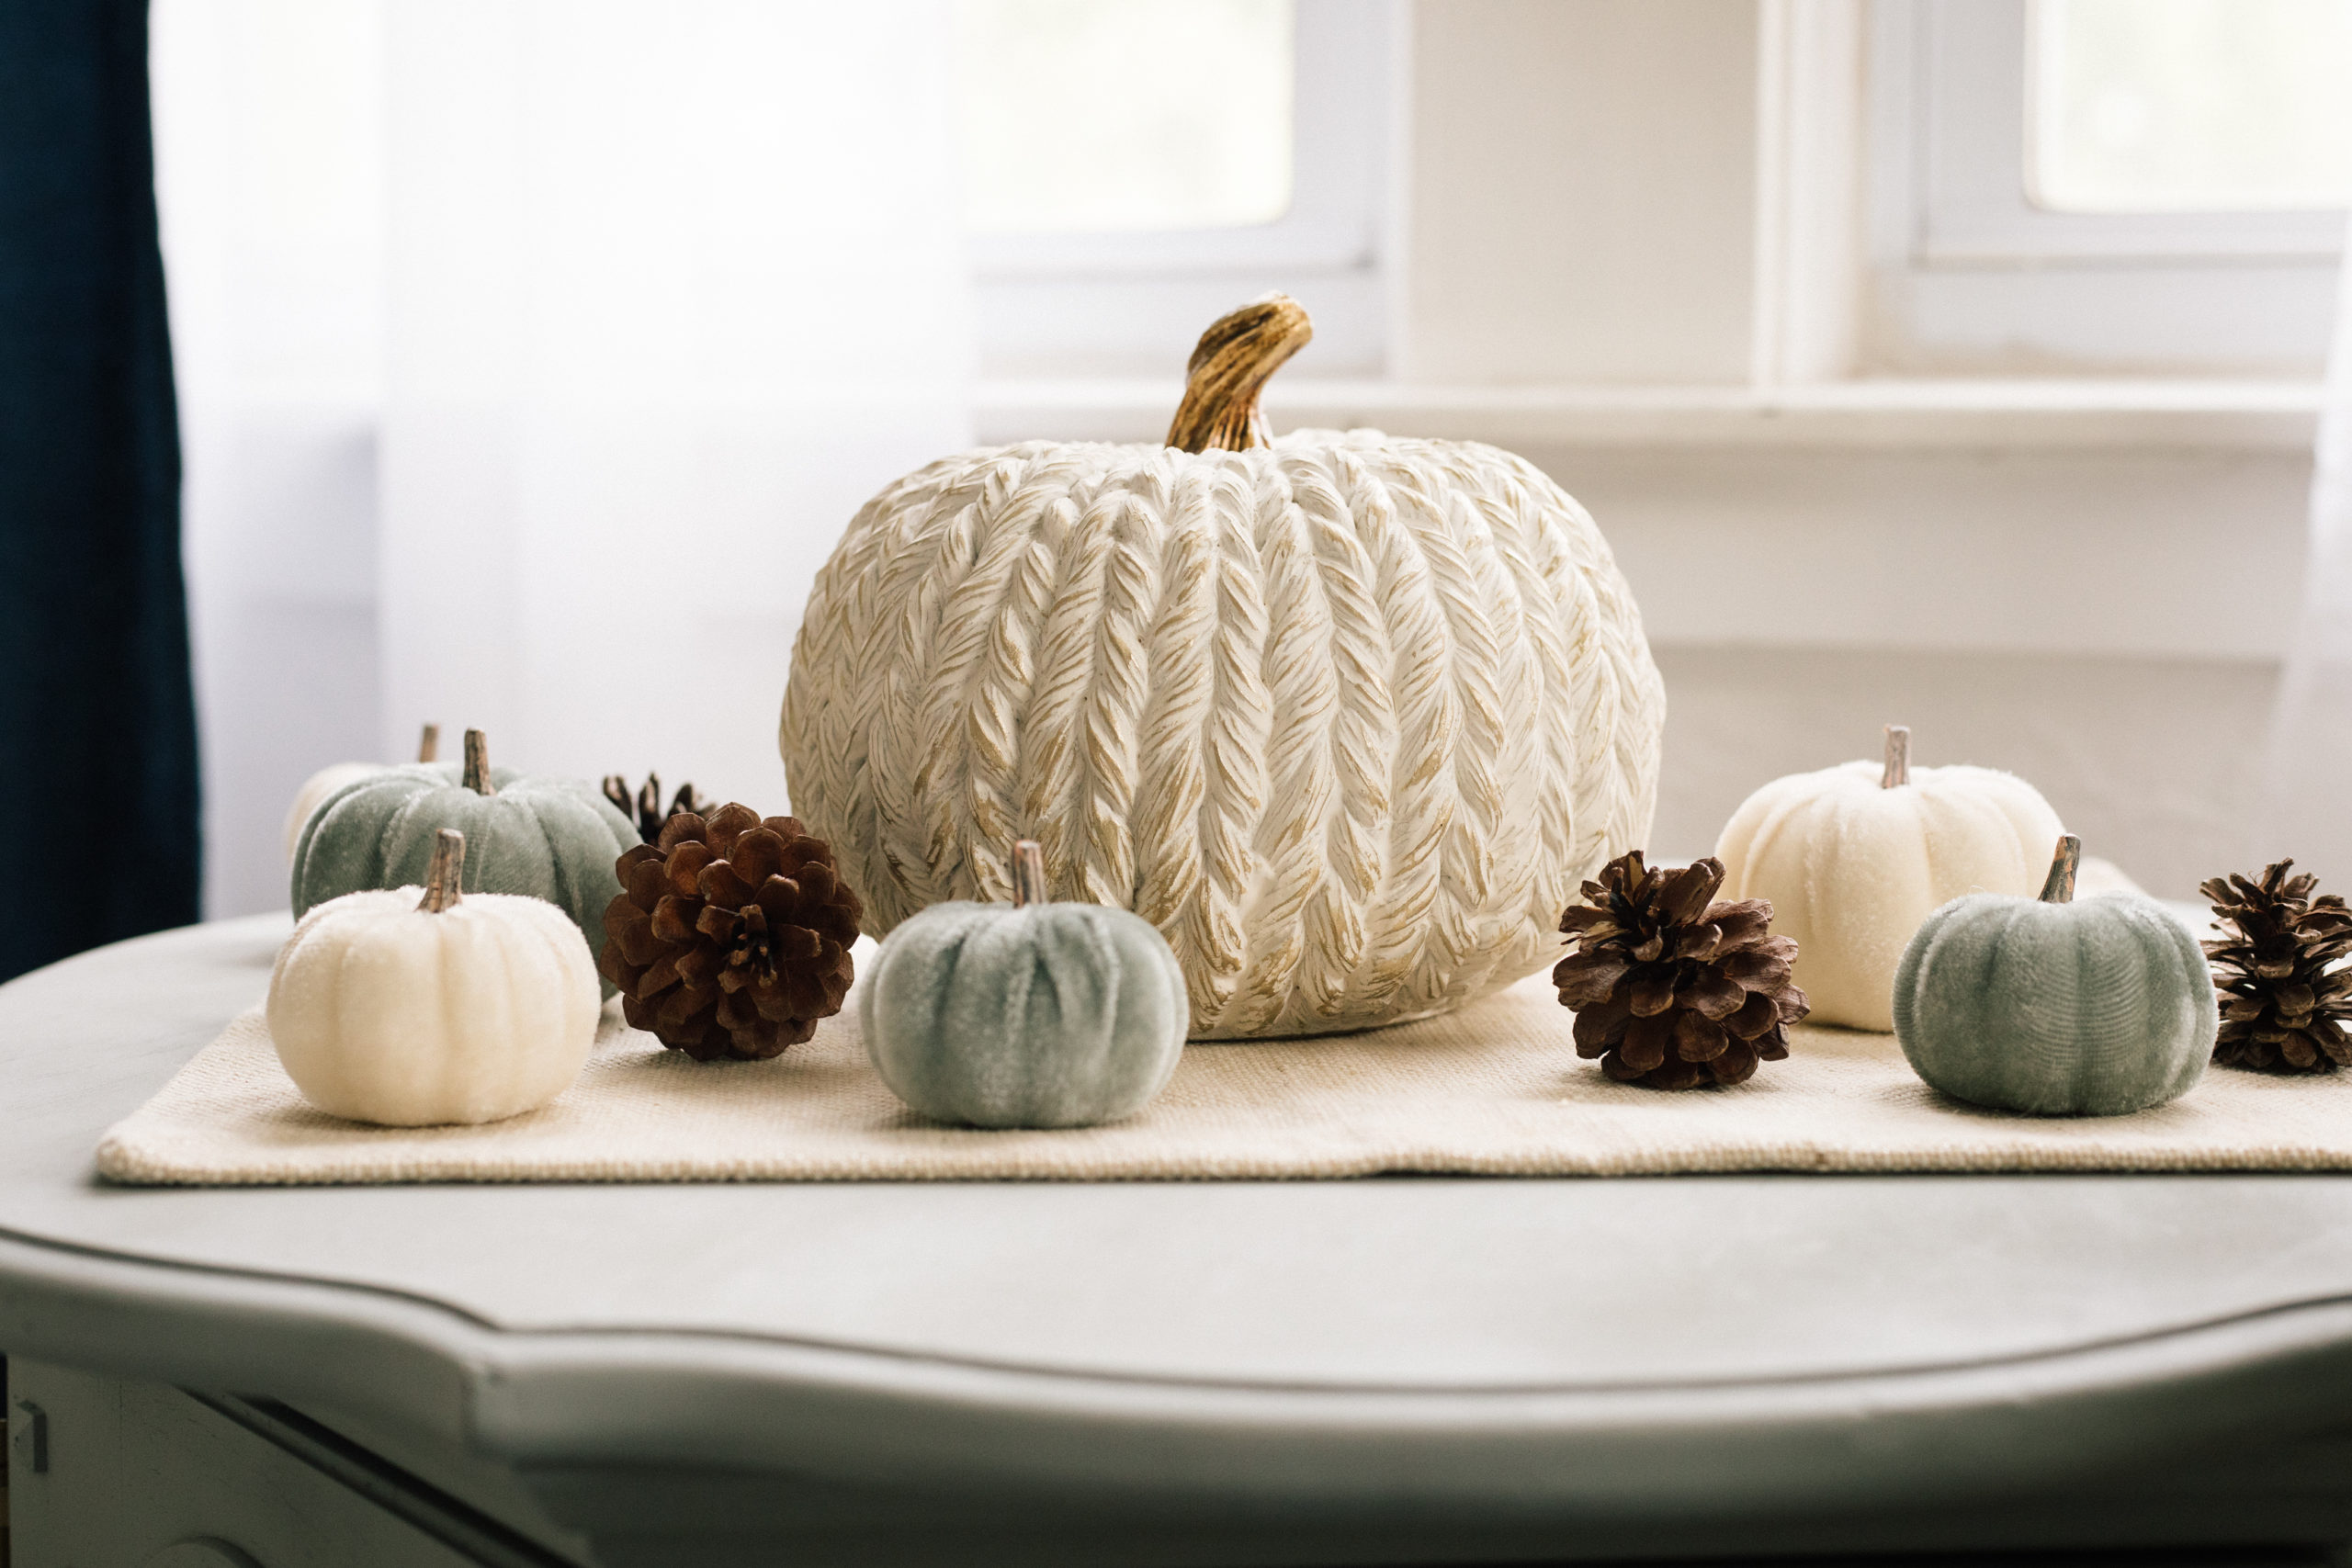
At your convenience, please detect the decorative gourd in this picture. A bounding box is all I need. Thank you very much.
[291,729,635,990]
[281,724,460,861]
[862,840,1187,1128]
[1714,726,2065,1031]
[283,762,383,862]
[268,829,601,1125]
[1894,836,2212,1116]
[784,295,1666,1038]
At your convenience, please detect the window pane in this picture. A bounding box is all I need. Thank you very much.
[2030,0,2352,212]
[955,0,1294,234]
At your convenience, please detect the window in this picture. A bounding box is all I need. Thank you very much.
[1865,0,2346,374]
[2031,0,2352,214]
[957,0,1295,235]
[957,0,1394,378]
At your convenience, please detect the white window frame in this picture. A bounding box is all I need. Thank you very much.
[1865,0,2345,375]
[971,0,1396,379]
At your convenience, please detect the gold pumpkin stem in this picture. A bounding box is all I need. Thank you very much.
[1011,840,1048,908]
[1164,294,1314,454]
[418,829,466,913]
[417,723,440,763]
[1881,725,1911,789]
[2039,834,2082,904]
[462,728,496,795]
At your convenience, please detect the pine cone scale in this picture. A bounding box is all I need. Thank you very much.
[639,952,683,997]
[1628,976,1676,1016]
[1620,1015,1670,1071]
[1713,1038,1760,1084]
[1680,968,1746,1019]
[1673,1011,1728,1061]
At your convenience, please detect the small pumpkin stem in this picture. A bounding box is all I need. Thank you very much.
[462,728,496,795]
[1164,294,1314,454]
[418,829,466,913]
[417,723,440,763]
[1881,725,1911,789]
[1010,840,1048,908]
[2039,834,2082,904]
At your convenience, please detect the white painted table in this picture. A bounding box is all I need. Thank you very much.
[6,916,2352,1566]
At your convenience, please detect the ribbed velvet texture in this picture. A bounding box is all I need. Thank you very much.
[0,0,198,981]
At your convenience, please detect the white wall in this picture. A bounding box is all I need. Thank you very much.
[1404,0,1760,383]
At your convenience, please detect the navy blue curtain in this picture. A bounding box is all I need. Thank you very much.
[0,0,199,983]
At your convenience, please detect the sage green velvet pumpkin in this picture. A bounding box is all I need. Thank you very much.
[1893,844,2213,1117]
[290,750,635,993]
[861,876,1188,1130]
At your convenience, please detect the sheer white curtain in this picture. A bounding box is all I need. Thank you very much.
[382,3,971,805]
[155,2,971,916]
[153,0,390,919]
[2256,214,2352,884]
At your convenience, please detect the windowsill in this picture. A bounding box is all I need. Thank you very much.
[973,377,2324,453]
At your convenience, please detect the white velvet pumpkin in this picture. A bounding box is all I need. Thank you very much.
[267,831,601,1125]
[1713,728,2065,1031]
[781,297,1665,1038]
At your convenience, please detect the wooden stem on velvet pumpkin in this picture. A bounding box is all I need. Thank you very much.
[418,723,440,763]
[1881,725,1911,789]
[462,729,496,795]
[1011,839,1048,908]
[2039,834,2082,904]
[1163,293,1314,454]
[417,828,466,913]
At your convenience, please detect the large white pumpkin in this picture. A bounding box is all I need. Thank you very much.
[782,297,1666,1037]
[267,829,601,1125]
[1713,727,2066,1032]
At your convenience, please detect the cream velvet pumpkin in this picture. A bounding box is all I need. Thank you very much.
[1714,728,2065,1032]
[267,830,601,1126]
[781,298,1666,1038]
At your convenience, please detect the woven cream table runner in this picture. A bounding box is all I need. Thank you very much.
[96,969,2352,1186]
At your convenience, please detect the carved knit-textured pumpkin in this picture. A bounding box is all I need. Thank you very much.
[1714,727,2065,1031]
[291,730,636,991]
[268,830,601,1125]
[1894,836,2212,1116]
[782,296,1665,1038]
[863,841,1187,1128]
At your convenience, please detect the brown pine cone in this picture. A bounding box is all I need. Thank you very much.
[602,773,714,845]
[598,804,862,1061]
[2203,860,2352,1073]
[1555,852,1808,1089]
